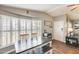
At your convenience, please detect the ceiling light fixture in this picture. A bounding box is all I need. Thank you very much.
[67,4,79,11]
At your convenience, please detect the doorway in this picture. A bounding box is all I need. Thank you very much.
[53,20,64,42]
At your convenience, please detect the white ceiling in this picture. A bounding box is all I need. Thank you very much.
[6,4,64,12]
[4,4,79,20]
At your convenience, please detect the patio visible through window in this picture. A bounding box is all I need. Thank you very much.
[0,14,42,48]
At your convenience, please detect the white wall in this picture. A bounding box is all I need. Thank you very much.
[67,20,73,33]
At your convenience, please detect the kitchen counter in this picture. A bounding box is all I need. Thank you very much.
[15,37,52,54]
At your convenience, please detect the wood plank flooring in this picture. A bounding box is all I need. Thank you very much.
[52,39,79,54]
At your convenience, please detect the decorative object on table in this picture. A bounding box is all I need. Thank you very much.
[43,30,52,38]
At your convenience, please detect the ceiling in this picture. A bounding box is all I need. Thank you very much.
[5,4,64,12]
[4,4,79,20]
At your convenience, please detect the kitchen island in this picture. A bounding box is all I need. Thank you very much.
[15,37,53,54]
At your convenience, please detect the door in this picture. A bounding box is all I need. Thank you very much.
[53,20,64,42]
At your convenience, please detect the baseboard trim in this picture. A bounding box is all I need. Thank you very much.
[52,39,66,43]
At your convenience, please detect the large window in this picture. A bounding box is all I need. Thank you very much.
[1,15,11,46]
[0,14,42,48]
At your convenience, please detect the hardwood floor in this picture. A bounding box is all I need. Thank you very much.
[52,39,79,54]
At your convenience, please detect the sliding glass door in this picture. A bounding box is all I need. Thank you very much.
[1,15,11,46]
[0,14,42,48]
[32,20,42,39]
[11,17,19,43]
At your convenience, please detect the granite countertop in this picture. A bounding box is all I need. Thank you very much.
[15,37,52,54]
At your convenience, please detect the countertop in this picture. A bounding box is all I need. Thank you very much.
[15,37,52,54]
